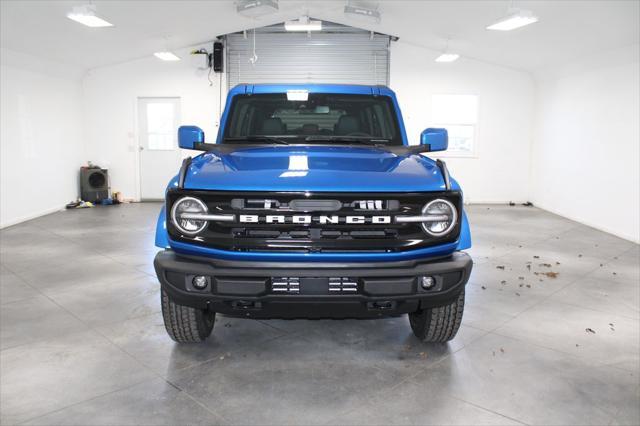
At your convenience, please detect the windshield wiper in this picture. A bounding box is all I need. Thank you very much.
[304,136,390,145]
[224,136,291,145]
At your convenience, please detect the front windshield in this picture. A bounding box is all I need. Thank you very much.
[223,93,402,145]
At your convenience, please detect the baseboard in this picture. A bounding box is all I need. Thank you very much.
[465,200,531,205]
[0,205,67,229]
[532,201,640,244]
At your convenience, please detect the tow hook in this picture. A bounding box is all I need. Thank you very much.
[368,301,395,310]
[231,300,262,310]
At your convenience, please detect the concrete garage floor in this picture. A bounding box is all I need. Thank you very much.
[0,203,638,426]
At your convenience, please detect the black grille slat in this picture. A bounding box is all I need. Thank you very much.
[246,230,281,238]
[349,230,389,238]
[167,190,462,253]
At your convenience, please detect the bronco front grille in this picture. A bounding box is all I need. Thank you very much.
[166,190,461,253]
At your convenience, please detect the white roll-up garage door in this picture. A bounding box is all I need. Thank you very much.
[225,22,391,88]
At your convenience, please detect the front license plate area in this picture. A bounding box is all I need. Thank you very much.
[299,277,330,295]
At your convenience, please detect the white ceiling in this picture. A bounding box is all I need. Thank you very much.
[1,0,638,74]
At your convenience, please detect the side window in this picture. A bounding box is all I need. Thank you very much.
[228,101,258,137]
[431,94,478,157]
[371,104,389,139]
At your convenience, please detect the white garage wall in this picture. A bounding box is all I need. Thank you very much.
[0,49,85,228]
[390,41,535,204]
[82,45,223,200]
[531,45,640,243]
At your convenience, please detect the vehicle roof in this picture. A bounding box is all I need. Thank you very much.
[228,83,397,97]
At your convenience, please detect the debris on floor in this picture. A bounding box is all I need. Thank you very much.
[522,201,534,207]
[65,200,94,209]
[496,265,505,270]
[585,328,596,334]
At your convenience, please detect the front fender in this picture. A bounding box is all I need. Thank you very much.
[156,175,180,249]
[456,210,472,250]
[155,205,170,248]
[446,176,471,251]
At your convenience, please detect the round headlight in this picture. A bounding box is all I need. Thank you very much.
[421,199,458,236]
[171,196,208,235]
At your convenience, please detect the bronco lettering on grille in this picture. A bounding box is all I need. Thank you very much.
[238,215,392,224]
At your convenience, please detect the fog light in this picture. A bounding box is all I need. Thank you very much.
[420,276,435,290]
[192,275,208,290]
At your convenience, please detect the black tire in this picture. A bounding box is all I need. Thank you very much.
[161,290,215,343]
[409,290,465,342]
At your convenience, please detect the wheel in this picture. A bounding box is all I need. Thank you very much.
[409,290,465,342]
[161,290,215,343]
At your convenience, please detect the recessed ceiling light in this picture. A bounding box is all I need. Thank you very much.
[487,8,539,31]
[435,53,460,63]
[236,0,279,17]
[67,4,114,28]
[154,52,181,61]
[284,16,322,32]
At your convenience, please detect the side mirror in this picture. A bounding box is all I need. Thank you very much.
[178,125,205,150]
[420,128,448,152]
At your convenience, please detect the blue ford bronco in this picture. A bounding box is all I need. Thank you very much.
[154,84,472,343]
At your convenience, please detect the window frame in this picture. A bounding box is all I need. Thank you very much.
[430,94,480,159]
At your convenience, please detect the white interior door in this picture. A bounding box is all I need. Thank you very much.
[138,97,181,200]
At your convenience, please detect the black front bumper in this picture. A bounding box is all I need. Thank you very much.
[154,250,473,319]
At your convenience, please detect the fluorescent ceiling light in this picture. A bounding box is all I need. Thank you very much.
[344,1,381,23]
[435,53,460,63]
[67,4,113,28]
[154,51,181,61]
[284,16,322,32]
[287,90,309,101]
[487,8,539,31]
[236,0,279,17]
